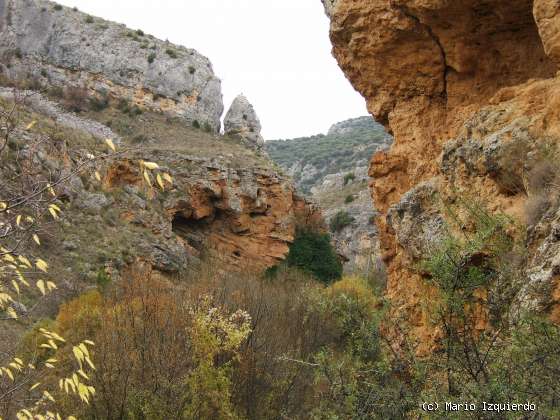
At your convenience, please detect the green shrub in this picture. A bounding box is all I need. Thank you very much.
[329,210,355,232]
[89,94,109,112]
[344,172,356,185]
[147,52,156,64]
[136,29,144,36]
[344,194,355,204]
[203,121,212,133]
[96,267,111,290]
[165,48,178,59]
[117,98,130,113]
[285,229,342,283]
[85,15,94,24]
[192,120,200,129]
[53,4,63,11]
[189,66,196,75]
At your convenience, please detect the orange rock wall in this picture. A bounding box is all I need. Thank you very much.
[327,0,560,349]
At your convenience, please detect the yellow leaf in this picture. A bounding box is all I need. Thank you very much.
[163,173,173,184]
[33,234,41,245]
[77,369,89,380]
[143,161,159,170]
[11,279,20,295]
[47,281,57,291]
[3,368,13,381]
[105,138,116,152]
[16,215,22,226]
[9,362,21,371]
[0,202,7,210]
[36,259,49,272]
[143,170,152,187]
[6,307,17,319]
[156,173,164,190]
[84,340,95,346]
[50,204,61,212]
[25,120,37,130]
[94,171,101,181]
[48,206,59,219]
[29,382,41,391]
[46,183,56,197]
[36,280,46,295]
[45,363,55,369]
[18,255,32,268]
[43,390,55,402]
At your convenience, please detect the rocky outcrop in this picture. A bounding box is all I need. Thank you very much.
[0,0,223,131]
[105,155,316,271]
[326,0,560,348]
[224,94,264,150]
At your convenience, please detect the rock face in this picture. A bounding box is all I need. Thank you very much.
[313,167,383,277]
[0,0,223,131]
[224,94,264,149]
[326,0,560,350]
[0,87,319,292]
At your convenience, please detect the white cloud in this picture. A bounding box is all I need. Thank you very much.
[55,0,368,139]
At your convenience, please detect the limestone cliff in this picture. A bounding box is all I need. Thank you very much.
[0,1,319,299]
[0,0,223,131]
[325,0,560,350]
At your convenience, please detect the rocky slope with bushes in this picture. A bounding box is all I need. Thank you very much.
[266,116,391,193]
[0,1,321,305]
[266,117,391,276]
[324,0,560,350]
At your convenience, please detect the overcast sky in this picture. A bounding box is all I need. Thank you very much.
[55,0,367,139]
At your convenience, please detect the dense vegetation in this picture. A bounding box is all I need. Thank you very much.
[20,202,560,419]
[265,117,391,192]
[284,229,343,283]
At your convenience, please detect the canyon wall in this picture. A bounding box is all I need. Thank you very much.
[325,0,560,351]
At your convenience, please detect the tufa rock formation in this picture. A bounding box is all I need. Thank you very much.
[0,0,223,131]
[224,94,264,150]
[325,0,560,351]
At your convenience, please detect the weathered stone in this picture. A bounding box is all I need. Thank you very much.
[75,192,110,215]
[0,0,223,131]
[224,94,264,149]
[325,0,560,349]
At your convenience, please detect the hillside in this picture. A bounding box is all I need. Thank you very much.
[265,117,391,277]
[1,0,560,418]
[265,116,391,193]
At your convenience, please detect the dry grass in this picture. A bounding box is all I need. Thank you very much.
[83,106,271,169]
[314,180,368,209]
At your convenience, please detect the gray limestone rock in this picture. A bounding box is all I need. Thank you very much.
[224,94,264,149]
[76,192,110,215]
[0,0,223,131]
[387,179,446,260]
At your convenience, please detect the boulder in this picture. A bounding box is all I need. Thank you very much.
[224,94,264,149]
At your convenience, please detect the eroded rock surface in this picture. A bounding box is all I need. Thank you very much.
[0,0,223,131]
[224,94,264,150]
[326,0,560,349]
